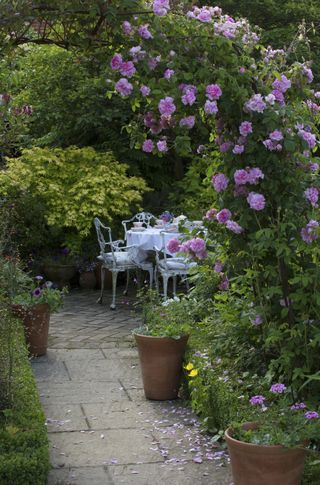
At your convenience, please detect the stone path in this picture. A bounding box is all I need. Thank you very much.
[32,289,231,485]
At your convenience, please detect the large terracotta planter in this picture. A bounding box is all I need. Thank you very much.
[43,263,76,288]
[12,303,50,357]
[79,271,96,289]
[134,333,189,400]
[225,423,306,485]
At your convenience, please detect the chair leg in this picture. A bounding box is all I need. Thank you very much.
[154,267,159,293]
[148,267,153,290]
[163,275,169,300]
[123,270,130,296]
[185,276,190,291]
[96,265,105,304]
[110,271,118,310]
[173,275,177,297]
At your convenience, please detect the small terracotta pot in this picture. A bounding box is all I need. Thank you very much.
[225,423,306,485]
[79,271,96,290]
[12,303,50,357]
[134,333,189,400]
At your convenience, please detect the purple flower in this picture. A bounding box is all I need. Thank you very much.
[218,274,229,291]
[269,130,283,142]
[270,383,287,394]
[181,90,196,106]
[272,74,291,93]
[204,100,218,115]
[62,248,70,256]
[142,139,154,152]
[110,54,123,70]
[197,144,205,154]
[32,287,42,298]
[272,89,285,105]
[305,411,319,420]
[212,173,229,192]
[205,208,217,220]
[304,187,319,207]
[301,220,319,244]
[216,209,232,224]
[206,84,222,100]
[291,402,306,411]
[214,261,223,273]
[303,66,313,83]
[189,238,206,255]
[157,139,168,152]
[239,121,253,136]
[226,220,243,234]
[35,275,44,281]
[247,192,266,211]
[250,395,266,406]
[140,85,151,97]
[160,211,172,223]
[179,116,195,129]
[233,144,244,155]
[148,57,160,70]
[252,314,263,326]
[245,94,266,113]
[115,78,133,97]
[219,142,232,153]
[265,93,276,105]
[234,169,248,185]
[138,25,153,40]
[119,61,136,78]
[247,168,264,185]
[158,96,176,116]
[166,238,180,253]
[164,69,175,79]
[153,0,170,16]
[298,129,317,149]
[122,21,133,35]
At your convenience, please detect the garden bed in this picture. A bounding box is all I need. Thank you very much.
[0,316,49,485]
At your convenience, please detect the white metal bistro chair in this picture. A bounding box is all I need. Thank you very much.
[154,231,197,300]
[94,218,153,310]
[122,211,156,241]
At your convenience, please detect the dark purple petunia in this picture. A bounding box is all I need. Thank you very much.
[32,287,42,298]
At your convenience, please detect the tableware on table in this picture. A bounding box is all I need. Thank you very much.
[130,227,146,232]
[133,221,143,228]
[193,220,203,227]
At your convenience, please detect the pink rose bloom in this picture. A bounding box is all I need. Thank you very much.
[122,21,133,35]
[216,209,232,224]
[226,220,243,234]
[304,187,319,207]
[234,169,248,185]
[247,167,264,185]
[247,192,266,211]
[219,142,233,153]
[214,261,223,273]
[110,54,123,70]
[138,25,153,40]
[164,69,175,79]
[205,208,217,220]
[239,121,253,136]
[212,173,229,192]
[218,274,229,291]
[115,78,133,97]
[153,0,170,16]
[119,61,136,78]
[206,84,222,100]
[166,238,180,253]
[158,96,176,116]
[269,129,283,142]
[272,74,291,93]
[204,100,218,115]
[179,116,195,129]
[140,85,150,96]
[233,145,244,155]
[189,238,206,254]
[301,220,319,244]
[157,139,168,152]
[142,139,154,152]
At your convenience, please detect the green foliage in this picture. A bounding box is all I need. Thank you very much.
[134,290,196,338]
[0,146,150,252]
[0,316,49,485]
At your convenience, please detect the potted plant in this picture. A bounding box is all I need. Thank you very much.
[42,248,77,288]
[78,259,97,289]
[133,291,194,400]
[11,275,65,356]
[225,383,320,485]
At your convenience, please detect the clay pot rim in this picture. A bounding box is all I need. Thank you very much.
[134,332,189,341]
[225,424,306,453]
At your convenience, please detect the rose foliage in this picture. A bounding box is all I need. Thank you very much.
[110,3,320,392]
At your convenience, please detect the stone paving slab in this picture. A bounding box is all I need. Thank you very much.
[31,289,231,485]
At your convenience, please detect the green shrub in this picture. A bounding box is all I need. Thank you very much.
[0,314,49,485]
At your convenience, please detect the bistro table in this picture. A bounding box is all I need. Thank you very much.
[126,227,181,254]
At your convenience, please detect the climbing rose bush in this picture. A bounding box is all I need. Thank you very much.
[109,2,320,391]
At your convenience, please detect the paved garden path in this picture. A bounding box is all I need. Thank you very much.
[32,289,232,485]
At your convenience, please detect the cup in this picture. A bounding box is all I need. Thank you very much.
[133,222,143,228]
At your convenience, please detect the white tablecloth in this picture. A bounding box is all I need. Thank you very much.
[127,228,181,253]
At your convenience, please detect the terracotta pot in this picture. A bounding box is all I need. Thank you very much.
[94,262,112,290]
[225,423,306,485]
[43,263,76,288]
[12,303,50,357]
[79,271,97,290]
[134,333,189,400]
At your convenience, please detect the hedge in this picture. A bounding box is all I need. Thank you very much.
[0,316,49,485]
